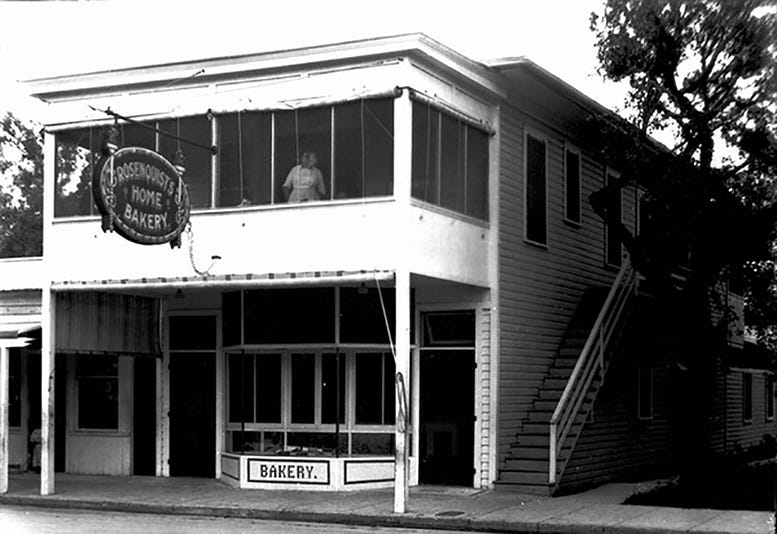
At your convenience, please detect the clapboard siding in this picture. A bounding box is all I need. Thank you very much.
[708,368,777,454]
[497,101,638,458]
[560,333,674,491]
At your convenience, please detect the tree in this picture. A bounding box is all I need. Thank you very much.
[589,0,777,465]
[0,113,43,257]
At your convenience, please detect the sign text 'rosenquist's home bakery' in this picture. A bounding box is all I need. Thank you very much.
[93,147,191,246]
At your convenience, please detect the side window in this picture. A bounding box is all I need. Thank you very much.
[743,372,753,423]
[564,145,581,225]
[637,365,653,420]
[525,132,547,245]
[766,374,774,421]
[605,169,623,267]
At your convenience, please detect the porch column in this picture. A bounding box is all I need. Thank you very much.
[41,288,56,495]
[0,346,8,493]
[41,130,56,495]
[394,269,411,514]
[393,87,412,514]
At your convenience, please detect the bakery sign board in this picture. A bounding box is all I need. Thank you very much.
[93,147,191,247]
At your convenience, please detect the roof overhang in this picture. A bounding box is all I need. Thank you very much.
[24,33,506,103]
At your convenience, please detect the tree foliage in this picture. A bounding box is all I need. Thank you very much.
[589,0,777,350]
[0,113,43,257]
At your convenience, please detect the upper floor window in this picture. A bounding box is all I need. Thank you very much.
[564,145,582,225]
[54,98,395,217]
[743,372,753,423]
[411,101,489,221]
[766,374,774,421]
[605,169,623,267]
[524,132,547,245]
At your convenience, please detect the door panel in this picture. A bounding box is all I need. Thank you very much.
[169,353,215,477]
[419,349,474,485]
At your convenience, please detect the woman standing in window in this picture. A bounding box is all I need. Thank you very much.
[283,151,326,202]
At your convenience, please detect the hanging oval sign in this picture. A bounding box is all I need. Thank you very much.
[93,147,191,247]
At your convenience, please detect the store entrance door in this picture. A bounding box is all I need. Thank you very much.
[169,353,215,477]
[419,349,474,485]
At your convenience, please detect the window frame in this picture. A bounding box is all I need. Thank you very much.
[226,348,396,454]
[765,373,774,422]
[636,364,654,421]
[743,372,753,424]
[604,167,624,268]
[523,129,549,247]
[563,143,582,226]
[74,355,120,432]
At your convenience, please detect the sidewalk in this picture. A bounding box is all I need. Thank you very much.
[0,474,773,533]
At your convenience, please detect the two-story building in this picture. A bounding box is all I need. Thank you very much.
[0,33,774,499]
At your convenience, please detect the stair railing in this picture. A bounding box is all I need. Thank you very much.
[548,258,637,485]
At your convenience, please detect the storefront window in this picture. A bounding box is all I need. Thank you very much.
[355,352,395,426]
[227,349,398,456]
[412,101,489,220]
[76,355,118,430]
[291,353,316,424]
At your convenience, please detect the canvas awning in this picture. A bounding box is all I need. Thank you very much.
[0,319,39,348]
[51,269,396,292]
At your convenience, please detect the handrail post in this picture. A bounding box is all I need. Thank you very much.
[549,422,557,485]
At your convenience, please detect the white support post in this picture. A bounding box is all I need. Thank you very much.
[393,88,413,514]
[41,130,56,495]
[0,346,8,494]
[41,288,56,495]
[394,269,411,514]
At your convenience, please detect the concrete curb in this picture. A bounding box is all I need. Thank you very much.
[0,495,532,533]
[1,494,774,534]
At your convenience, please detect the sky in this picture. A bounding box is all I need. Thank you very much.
[0,0,628,123]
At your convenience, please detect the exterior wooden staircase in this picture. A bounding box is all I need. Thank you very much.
[497,261,638,494]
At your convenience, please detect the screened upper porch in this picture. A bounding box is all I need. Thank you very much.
[53,96,490,222]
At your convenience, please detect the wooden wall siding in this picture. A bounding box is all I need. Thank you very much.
[708,369,777,455]
[559,340,674,491]
[497,104,638,457]
[478,307,492,488]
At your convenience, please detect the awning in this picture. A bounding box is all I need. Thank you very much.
[51,269,396,292]
[0,318,39,348]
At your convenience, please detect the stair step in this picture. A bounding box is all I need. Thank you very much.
[538,389,564,401]
[502,458,549,472]
[548,367,574,378]
[508,445,548,459]
[513,434,548,447]
[498,470,549,485]
[542,378,569,390]
[493,480,552,496]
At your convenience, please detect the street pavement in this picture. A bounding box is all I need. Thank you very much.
[0,507,481,534]
[0,473,773,534]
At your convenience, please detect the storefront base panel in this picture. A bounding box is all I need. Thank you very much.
[221,453,413,491]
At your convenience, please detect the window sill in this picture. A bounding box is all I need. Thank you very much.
[70,429,128,437]
[563,218,582,229]
[523,237,548,250]
[409,199,490,228]
[52,196,397,223]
